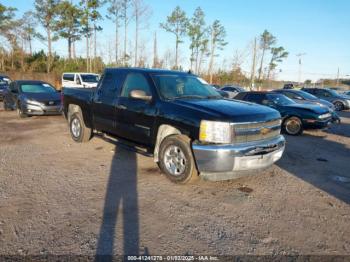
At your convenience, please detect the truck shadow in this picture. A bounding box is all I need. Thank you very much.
[95,145,140,260]
[277,133,350,204]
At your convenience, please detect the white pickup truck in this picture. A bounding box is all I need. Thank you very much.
[62,73,100,88]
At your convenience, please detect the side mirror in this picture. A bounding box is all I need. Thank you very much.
[130,89,152,101]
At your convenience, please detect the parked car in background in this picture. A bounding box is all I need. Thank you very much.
[62,72,100,88]
[3,80,62,118]
[283,83,295,89]
[342,90,350,96]
[302,88,350,111]
[221,85,245,98]
[274,89,341,123]
[235,92,332,136]
[63,68,285,183]
[0,74,11,101]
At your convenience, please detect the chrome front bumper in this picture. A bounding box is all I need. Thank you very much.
[192,135,285,180]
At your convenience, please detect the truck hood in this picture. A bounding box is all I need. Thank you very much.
[284,103,329,114]
[170,98,281,122]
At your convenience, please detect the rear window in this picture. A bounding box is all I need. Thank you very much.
[63,74,75,81]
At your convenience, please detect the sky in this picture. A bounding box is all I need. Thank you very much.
[2,0,350,82]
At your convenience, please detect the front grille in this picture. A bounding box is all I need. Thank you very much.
[43,100,61,106]
[232,119,281,144]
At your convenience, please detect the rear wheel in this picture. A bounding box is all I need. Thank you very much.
[3,101,11,111]
[69,112,92,142]
[158,135,198,184]
[283,116,303,136]
[334,101,344,111]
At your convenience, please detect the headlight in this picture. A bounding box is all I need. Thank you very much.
[318,113,331,119]
[199,120,233,143]
[25,99,42,106]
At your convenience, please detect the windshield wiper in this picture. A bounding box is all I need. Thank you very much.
[171,95,207,100]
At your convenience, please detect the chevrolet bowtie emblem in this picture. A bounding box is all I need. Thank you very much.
[260,127,270,135]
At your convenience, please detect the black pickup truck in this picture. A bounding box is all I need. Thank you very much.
[63,68,285,183]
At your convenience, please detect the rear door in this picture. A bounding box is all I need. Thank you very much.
[92,71,126,135]
[115,72,157,146]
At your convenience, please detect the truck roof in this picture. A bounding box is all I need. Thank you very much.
[104,67,193,75]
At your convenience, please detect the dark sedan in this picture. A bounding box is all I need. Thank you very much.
[0,74,11,101]
[302,88,350,111]
[274,89,340,123]
[3,80,62,118]
[235,92,332,135]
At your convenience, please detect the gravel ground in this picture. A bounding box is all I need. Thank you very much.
[0,102,350,257]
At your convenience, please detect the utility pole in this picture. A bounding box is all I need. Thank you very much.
[336,67,340,86]
[296,53,306,84]
[250,37,257,91]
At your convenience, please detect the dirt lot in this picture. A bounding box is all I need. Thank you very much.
[0,102,350,257]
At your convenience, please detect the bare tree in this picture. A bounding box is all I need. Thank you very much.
[34,0,59,73]
[207,20,227,84]
[152,31,159,68]
[106,0,122,64]
[120,0,131,65]
[131,0,151,67]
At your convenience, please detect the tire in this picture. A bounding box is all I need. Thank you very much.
[334,101,344,111]
[69,112,92,143]
[17,106,28,118]
[3,101,11,111]
[283,116,303,136]
[158,135,199,184]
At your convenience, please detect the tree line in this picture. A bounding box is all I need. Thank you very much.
[0,1,288,86]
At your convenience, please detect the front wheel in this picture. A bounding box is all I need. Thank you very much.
[283,116,303,136]
[334,101,344,111]
[69,112,92,142]
[158,135,199,184]
[17,106,28,118]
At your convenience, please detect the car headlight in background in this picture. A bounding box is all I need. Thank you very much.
[199,120,233,144]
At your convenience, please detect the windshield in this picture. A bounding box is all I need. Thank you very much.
[20,83,57,93]
[326,89,339,96]
[81,74,99,83]
[298,90,318,100]
[153,75,221,99]
[267,94,295,106]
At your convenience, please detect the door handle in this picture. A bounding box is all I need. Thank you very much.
[116,105,127,110]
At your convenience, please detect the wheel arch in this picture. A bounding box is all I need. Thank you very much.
[153,124,183,162]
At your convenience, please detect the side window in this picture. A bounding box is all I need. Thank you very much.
[97,72,118,103]
[63,74,74,81]
[121,73,152,98]
[245,93,264,104]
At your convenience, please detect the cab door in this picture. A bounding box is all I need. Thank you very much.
[92,71,126,135]
[115,72,157,146]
